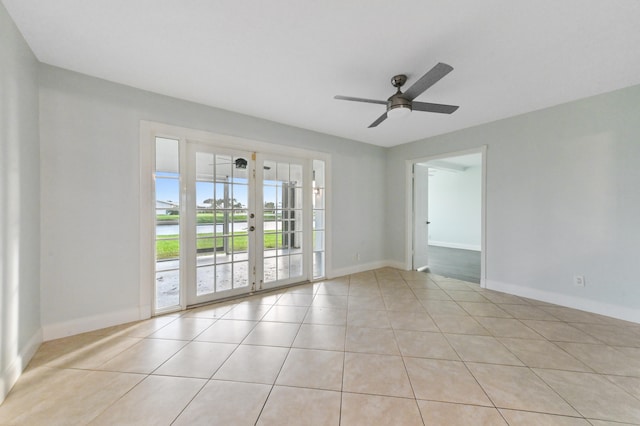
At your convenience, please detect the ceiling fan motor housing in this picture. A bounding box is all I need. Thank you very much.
[387,92,412,114]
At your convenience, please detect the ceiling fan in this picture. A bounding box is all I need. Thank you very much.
[334,62,459,128]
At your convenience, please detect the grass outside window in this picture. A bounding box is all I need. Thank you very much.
[156,232,284,260]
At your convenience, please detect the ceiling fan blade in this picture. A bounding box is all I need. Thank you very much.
[334,95,387,105]
[368,112,388,128]
[412,101,459,114]
[402,63,454,101]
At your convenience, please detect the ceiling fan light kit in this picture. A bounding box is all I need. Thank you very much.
[334,62,459,128]
[387,104,412,118]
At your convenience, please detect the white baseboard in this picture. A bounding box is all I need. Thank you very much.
[1,328,42,404]
[428,241,481,251]
[486,279,640,324]
[385,260,408,271]
[42,307,145,341]
[330,260,406,279]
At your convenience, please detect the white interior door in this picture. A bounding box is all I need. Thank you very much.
[413,163,430,271]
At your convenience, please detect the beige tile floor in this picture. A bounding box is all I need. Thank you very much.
[2,268,640,425]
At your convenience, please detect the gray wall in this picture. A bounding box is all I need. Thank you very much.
[39,65,387,335]
[0,3,41,402]
[387,84,640,321]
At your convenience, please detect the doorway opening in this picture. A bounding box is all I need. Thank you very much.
[408,147,486,286]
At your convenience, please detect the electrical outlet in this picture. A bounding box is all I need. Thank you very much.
[573,275,585,287]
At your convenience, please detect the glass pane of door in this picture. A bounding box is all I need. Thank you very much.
[312,160,326,279]
[188,145,255,305]
[155,137,181,311]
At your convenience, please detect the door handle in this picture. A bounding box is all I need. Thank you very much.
[426,221,431,225]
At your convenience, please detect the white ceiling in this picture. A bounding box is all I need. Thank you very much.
[4,0,640,147]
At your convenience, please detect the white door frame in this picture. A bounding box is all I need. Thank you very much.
[404,146,487,287]
[140,121,331,317]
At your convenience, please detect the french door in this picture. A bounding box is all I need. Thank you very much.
[185,143,310,306]
[258,154,309,291]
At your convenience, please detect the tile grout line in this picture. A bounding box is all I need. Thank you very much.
[390,274,428,425]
